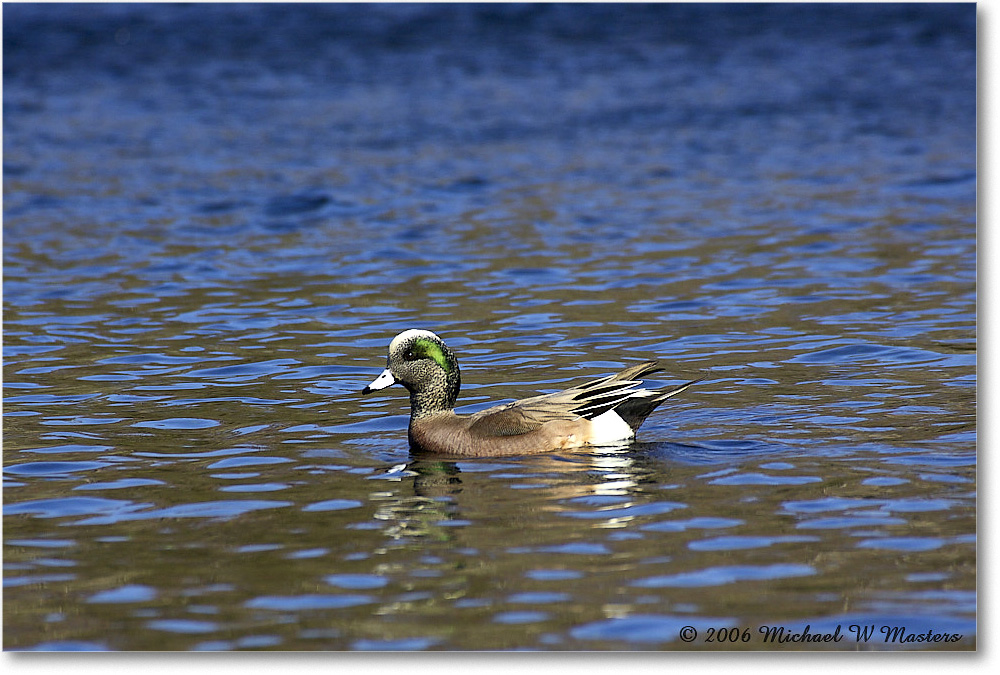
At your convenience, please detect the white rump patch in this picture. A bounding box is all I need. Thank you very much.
[588,409,635,444]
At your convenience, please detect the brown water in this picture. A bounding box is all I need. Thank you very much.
[3,4,975,651]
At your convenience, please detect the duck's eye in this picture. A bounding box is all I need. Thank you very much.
[404,349,415,360]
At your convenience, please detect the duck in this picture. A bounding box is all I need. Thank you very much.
[362,329,700,457]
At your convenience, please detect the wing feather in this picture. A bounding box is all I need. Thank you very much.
[466,361,668,437]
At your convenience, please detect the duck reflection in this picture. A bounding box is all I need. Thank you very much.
[367,443,703,545]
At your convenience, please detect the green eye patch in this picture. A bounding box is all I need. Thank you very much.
[412,338,452,373]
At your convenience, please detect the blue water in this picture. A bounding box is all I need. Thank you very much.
[3,3,975,651]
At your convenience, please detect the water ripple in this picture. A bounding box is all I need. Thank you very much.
[633,564,817,588]
[246,594,374,611]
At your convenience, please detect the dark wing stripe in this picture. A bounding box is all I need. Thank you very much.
[570,383,648,419]
[571,380,640,401]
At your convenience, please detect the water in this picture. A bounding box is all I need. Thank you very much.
[3,4,975,651]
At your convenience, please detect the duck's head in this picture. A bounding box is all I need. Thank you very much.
[362,329,461,415]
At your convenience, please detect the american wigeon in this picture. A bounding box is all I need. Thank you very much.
[362,329,700,457]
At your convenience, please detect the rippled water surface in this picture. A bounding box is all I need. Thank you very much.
[3,4,976,651]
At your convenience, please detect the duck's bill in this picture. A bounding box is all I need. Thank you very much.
[362,368,396,394]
